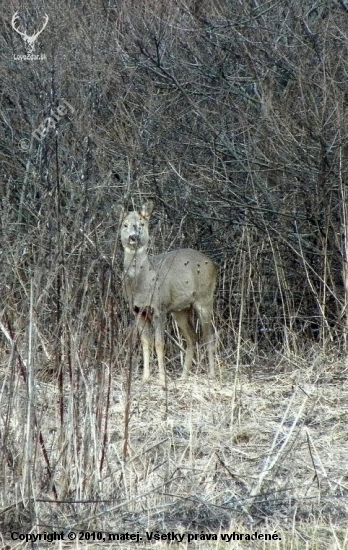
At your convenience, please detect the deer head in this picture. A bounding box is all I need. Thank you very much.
[11,11,48,53]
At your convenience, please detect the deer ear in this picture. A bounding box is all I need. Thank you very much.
[141,200,154,220]
[117,204,126,223]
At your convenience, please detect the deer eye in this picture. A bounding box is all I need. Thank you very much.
[123,223,128,228]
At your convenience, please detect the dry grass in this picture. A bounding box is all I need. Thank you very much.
[1,337,348,549]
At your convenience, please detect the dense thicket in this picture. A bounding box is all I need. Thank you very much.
[2,0,348,351]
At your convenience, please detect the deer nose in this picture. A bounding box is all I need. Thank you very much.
[129,233,140,244]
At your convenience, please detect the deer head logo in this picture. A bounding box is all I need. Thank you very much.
[11,11,48,54]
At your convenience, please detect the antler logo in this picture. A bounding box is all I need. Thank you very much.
[11,11,48,54]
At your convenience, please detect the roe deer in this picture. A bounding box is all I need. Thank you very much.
[121,201,217,385]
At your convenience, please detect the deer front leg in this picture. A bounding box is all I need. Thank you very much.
[137,317,153,381]
[154,316,166,386]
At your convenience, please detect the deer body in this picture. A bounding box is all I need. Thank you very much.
[121,201,216,385]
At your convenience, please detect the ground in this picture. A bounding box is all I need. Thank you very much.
[1,344,348,549]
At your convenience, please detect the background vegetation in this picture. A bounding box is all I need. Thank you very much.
[1,0,348,547]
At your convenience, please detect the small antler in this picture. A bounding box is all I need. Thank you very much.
[11,11,27,39]
[31,13,49,42]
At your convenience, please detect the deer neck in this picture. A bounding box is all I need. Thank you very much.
[123,246,151,279]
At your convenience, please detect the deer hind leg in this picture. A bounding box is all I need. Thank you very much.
[172,308,197,380]
[137,317,153,381]
[195,303,215,377]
